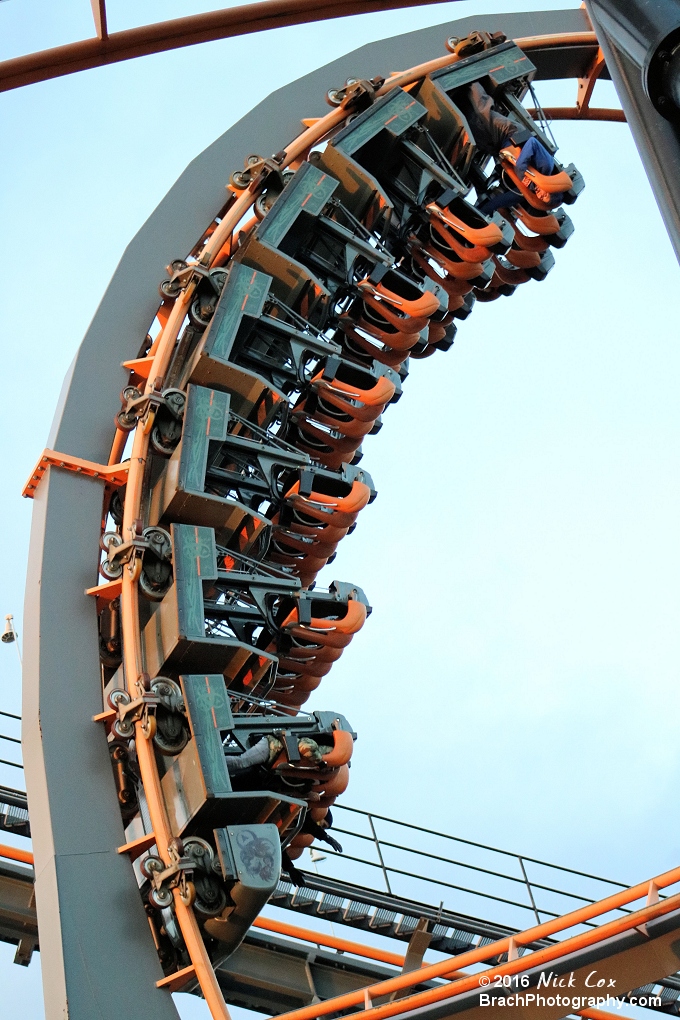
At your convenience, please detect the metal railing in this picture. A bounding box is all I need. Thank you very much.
[0,709,22,772]
[0,708,659,937]
[312,804,640,937]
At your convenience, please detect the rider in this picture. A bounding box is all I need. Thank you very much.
[457,82,564,214]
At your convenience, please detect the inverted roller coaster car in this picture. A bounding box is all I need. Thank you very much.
[79,27,586,1008]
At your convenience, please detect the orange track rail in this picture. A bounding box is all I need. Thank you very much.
[0,843,34,866]
[271,869,680,1020]
[0,15,625,126]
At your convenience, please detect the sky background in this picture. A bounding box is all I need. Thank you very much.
[1,0,679,1016]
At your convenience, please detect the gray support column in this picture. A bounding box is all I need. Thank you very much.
[587,0,680,262]
[23,467,178,1019]
[21,9,591,1016]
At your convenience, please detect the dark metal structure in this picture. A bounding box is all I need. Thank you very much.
[586,0,680,260]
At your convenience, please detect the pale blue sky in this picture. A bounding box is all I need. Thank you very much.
[1,1,678,1016]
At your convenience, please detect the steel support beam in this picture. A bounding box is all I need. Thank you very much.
[587,0,680,262]
[23,468,177,1020]
[214,930,418,1014]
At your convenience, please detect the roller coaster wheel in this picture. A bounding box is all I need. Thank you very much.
[160,279,181,299]
[141,854,164,881]
[150,424,173,456]
[164,388,187,417]
[100,530,122,553]
[192,875,227,918]
[99,642,122,670]
[183,836,214,862]
[189,294,216,329]
[112,717,135,740]
[115,386,143,432]
[139,571,170,601]
[153,708,188,755]
[255,192,275,220]
[207,268,228,295]
[179,879,196,908]
[141,713,157,741]
[159,260,188,299]
[107,688,130,710]
[229,170,251,190]
[100,557,123,581]
[121,385,141,403]
[150,676,182,701]
[139,527,173,601]
[149,885,174,910]
[108,489,124,526]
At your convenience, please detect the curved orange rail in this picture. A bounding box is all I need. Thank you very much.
[0,843,34,866]
[0,13,625,127]
[271,868,680,1020]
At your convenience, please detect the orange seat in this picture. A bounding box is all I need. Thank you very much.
[505,247,541,270]
[408,247,470,301]
[281,598,368,637]
[514,205,563,235]
[309,365,395,420]
[317,763,350,806]
[278,656,336,677]
[427,208,495,263]
[423,236,491,281]
[355,307,423,351]
[281,643,345,664]
[499,146,573,212]
[294,421,363,468]
[273,690,312,710]
[294,403,379,440]
[285,477,372,523]
[356,273,440,334]
[491,261,529,287]
[322,728,354,767]
[340,324,410,369]
[309,805,329,823]
[288,832,315,851]
[268,547,332,579]
[274,518,349,545]
[511,225,549,253]
[272,528,341,559]
[427,201,505,250]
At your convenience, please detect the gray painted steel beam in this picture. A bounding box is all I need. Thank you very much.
[214,930,418,1013]
[18,8,602,1018]
[23,468,175,1019]
[587,0,680,261]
